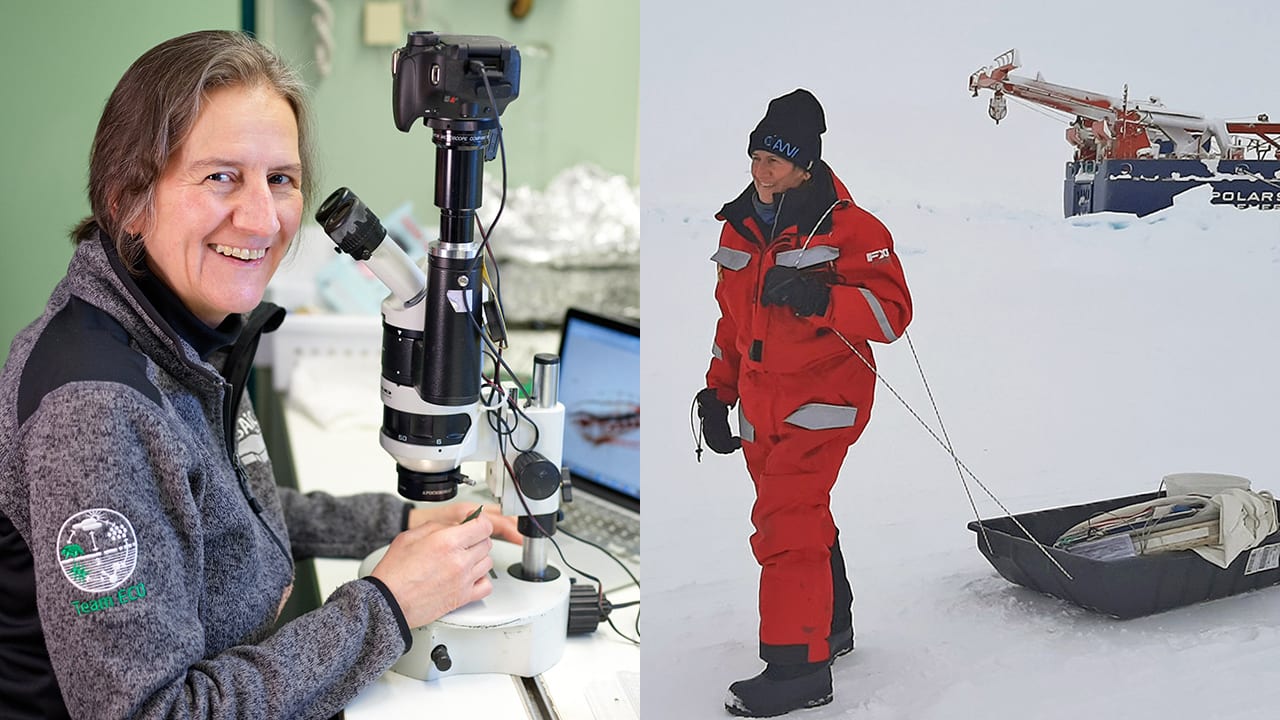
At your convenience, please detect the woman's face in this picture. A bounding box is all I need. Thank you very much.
[751,150,809,203]
[137,84,303,327]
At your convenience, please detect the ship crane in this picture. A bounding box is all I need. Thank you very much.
[968,49,1280,163]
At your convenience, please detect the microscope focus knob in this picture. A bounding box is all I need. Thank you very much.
[430,644,452,672]
[513,451,561,500]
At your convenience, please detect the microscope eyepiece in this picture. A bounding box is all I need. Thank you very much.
[316,187,427,307]
[316,187,387,262]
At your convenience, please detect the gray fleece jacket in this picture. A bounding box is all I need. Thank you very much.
[0,233,412,719]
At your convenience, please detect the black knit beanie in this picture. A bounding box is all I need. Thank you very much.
[747,89,826,171]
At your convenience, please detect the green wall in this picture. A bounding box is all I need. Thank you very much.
[0,1,240,354]
[263,0,639,219]
[0,0,639,354]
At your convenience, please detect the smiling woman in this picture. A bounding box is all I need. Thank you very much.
[70,31,314,274]
[138,84,303,327]
[0,30,514,720]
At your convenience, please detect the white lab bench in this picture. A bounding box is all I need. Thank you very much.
[263,317,639,719]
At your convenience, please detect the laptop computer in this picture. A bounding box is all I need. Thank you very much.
[554,308,640,591]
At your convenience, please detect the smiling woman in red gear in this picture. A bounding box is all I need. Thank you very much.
[695,88,913,718]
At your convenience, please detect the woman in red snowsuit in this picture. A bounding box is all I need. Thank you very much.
[696,89,913,717]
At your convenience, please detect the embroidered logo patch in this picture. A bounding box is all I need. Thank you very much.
[236,409,269,467]
[57,508,138,593]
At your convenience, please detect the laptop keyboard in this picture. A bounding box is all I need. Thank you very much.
[560,492,640,567]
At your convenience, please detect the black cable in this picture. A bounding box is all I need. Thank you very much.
[607,610,640,646]
[545,527,640,646]
[496,436,638,644]
[471,60,509,242]
[557,526,641,590]
[463,60,506,293]
[450,58,526,418]
[485,241,504,314]
[477,369,540,454]
[510,466,640,646]
[469,63,542,450]
[507,401,540,453]
[461,57,636,645]
[690,394,704,462]
[471,309,530,399]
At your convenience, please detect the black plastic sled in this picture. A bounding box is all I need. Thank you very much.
[968,491,1280,618]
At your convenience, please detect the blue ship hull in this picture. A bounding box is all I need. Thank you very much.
[1064,159,1280,216]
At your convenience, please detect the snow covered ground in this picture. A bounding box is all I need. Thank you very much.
[641,189,1280,719]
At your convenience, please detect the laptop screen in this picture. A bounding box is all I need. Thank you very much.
[557,308,640,510]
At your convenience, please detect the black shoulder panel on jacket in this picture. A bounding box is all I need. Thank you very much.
[17,297,163,425]
[0,512,70,719]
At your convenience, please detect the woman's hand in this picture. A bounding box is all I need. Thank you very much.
[408,503,523,545]
[369,518,495,628]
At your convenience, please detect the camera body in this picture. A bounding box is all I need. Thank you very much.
[392,31,521,132]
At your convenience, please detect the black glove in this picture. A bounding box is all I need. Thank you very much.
[695,388,741,455]
[760,265,833,317]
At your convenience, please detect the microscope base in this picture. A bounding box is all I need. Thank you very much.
[359,540,570,680]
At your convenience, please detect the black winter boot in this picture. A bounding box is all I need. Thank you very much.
[724,662,832,717]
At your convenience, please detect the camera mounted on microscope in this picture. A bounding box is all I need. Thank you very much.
[317,31,531,505]
[318,34,594,677]
[392,31,521,133]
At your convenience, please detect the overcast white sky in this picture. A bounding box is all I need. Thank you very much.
[640,0,1277,216]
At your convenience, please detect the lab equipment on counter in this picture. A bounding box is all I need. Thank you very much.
[313,31,605,681]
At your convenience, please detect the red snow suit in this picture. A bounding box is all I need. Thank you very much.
[705,162,912,664]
